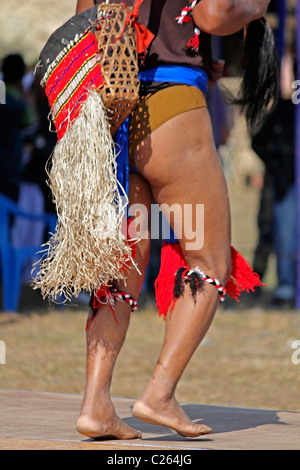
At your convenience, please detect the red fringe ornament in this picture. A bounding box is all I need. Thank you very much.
[154,241,186,319]
[186,30,200,54]
[86,284,138,330]
[225,246,266,301]
[154,242,265,318]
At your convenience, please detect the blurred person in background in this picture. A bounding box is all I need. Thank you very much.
[0,54,34,202]
[252,46,297,309]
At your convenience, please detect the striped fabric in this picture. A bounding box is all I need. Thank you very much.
[44,30,104,140]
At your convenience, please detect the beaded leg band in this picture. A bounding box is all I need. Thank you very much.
[86,284,137,330]
[174,267,226,304]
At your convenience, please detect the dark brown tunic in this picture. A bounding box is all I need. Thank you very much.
[95,0,212,76]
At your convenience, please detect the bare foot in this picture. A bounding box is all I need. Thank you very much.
[132,397,212,438]
[76,403,142,440]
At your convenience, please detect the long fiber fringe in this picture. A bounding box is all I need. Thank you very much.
[32,89,135,302]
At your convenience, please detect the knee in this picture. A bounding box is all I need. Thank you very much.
[184,247,232,287]
[116,269,145,303]
[217,255,232,286]
[207,256,232,287]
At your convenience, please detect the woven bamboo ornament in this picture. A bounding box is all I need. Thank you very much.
[96,1,140,135]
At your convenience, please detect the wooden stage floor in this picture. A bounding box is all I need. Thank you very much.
[0,390,299,450]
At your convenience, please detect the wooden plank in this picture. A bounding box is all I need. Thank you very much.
[0,390,299,450]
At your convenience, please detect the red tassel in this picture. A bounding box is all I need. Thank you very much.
[154,241,186,319]
[85,285,118,331]
[92,285,119,323]
[154,243,265,317]
[225,246,265,301]
[186,32,200,51]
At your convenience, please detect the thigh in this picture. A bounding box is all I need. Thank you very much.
[131,107,232,283]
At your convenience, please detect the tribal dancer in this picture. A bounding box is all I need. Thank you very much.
[72,0,276,439]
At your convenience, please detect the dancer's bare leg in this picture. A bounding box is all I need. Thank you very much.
[132,289,219,437]
[76,301,141,439]
[131,107,231,437]
[77,173,152,439]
